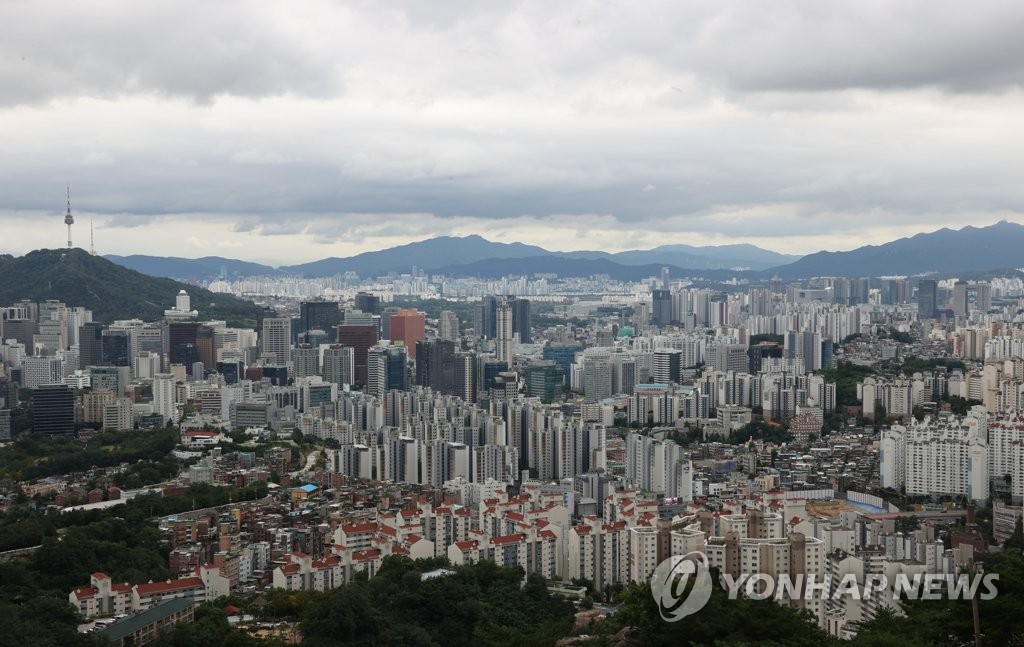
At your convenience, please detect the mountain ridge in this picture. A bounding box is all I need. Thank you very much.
[75,220,1024,281]
[769,220,1024,278]
[99,236,798,279]
[0,249,263,325]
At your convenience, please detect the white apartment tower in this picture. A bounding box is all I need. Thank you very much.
[495,299,514,366]
[153,373,177,423]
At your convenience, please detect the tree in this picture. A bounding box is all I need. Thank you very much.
[1004,517,1024,552]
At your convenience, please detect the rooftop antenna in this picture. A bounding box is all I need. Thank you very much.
[63,186,74,249]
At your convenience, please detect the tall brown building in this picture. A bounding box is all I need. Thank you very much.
[388,309,425,359]
[337,324,379,387]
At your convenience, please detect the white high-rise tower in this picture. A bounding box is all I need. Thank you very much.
[64,187,74,248]
[496,298,514,366]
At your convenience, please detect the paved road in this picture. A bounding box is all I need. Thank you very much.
[289,449,321,477]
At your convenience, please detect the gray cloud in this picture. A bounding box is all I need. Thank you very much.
[1,1,1023,263]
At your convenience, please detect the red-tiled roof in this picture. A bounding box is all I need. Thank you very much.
[313,556,340,569]
[454,540,477,551]
[72,587,97,599]
[341,522,378,534]
[491,533,525,546]
[135,577,203,596]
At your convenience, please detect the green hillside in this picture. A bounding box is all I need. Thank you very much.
[0,248,262,326]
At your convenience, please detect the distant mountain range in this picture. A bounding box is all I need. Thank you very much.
[94,221,1024,282]
[104,255,278,280]
[771,220,1024,279]
[0,249,263,325]
[102,236,798,281]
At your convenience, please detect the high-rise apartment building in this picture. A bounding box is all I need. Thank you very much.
[495,299,514,366]
[322,345,355,390]
[292,344,319,379]
[153,373,176,423]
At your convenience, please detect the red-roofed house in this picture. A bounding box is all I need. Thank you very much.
[69,572,132,618]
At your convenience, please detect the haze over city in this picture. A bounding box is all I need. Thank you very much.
[3,1,1024,264]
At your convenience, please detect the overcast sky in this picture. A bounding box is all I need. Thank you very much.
[2,1,1023,265]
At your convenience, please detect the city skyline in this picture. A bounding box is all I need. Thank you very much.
[2,2,1024,264]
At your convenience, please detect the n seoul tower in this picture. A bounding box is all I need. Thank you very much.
[64,187,74,248]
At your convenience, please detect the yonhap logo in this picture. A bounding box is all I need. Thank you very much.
[650,552,999,624]
[649,551,714,622]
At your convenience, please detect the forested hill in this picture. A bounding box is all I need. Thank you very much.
[0,248,262,326]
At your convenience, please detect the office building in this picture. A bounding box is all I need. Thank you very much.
[23,355,64,387]
[300,301,342,342]
[474,296,498,339]
[651,289,672,327]
[524,362,564,402]
[354,292,382,316]
[168,322,200,367]
[917,280,938,320]
[952,282,992,316]
[389,310,426,359]
[260,317,292,364]
[543,343,581,382]
[0,409,11,441]
[337,324,378,387]
[438,311,460,342]
[416,339,457,395]
[32,384,75,436]
[79,322,105,368]
[102,329,131,367]
[367,344,408,398]
[509,297,532,344]
[651,349,682,385]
